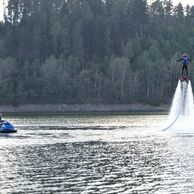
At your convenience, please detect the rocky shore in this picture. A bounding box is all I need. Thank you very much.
[0,104,170,113]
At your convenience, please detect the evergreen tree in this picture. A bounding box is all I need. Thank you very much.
[0,0,193,105]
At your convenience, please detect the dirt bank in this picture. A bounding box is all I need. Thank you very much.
[0,104,170,113]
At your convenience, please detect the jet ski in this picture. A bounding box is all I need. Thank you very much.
[0,121,17,133]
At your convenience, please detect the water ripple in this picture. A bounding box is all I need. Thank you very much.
[0,115,194,193]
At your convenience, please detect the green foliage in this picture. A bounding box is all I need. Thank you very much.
[0,0,193,105]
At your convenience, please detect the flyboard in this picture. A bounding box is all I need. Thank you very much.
[180,76,190,83]
[162,75,190,131]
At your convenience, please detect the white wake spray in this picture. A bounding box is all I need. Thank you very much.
[164,80,194,132]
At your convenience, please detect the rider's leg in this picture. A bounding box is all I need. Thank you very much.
[185,65,188,76]
[182,65,185,76]
[182,65,188,76]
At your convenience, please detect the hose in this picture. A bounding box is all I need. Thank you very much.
[162,81,186,131]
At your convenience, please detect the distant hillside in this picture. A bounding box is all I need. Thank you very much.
[0,0,193,105]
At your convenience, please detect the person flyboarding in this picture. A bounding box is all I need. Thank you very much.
[163,53,192,131]
[177,53,192,77]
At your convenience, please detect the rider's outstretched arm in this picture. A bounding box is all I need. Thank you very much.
[176,58,183,62]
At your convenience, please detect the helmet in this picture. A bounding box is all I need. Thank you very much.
[183,53,187,57]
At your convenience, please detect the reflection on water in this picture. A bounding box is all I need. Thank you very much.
[0,114,194,193]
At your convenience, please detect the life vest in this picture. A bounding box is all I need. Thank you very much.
[183,56,189,65]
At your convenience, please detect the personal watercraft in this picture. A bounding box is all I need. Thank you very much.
[0,121,17,133]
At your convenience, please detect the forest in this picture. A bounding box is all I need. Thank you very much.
[0,0,194,105]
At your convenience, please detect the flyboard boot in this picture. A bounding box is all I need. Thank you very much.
[180,76,190,82]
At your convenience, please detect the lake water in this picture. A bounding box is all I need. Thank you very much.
[0,114,194,193]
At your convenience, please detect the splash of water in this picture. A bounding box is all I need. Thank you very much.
[168,80,181,122]
[185,81,194,116]
[166,80,194,131]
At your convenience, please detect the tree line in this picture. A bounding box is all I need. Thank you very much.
[0,0,194,105]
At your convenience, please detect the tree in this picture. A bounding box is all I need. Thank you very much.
[174,3,184,22]
[150,0,165,21]
[164,0,173,17]
[130,0,148,38]
[0,57,17,103]
[0,0,193,105]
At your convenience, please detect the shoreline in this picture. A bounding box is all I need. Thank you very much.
[0,104,170,114]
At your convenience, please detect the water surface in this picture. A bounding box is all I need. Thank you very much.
[0,114,194,193]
